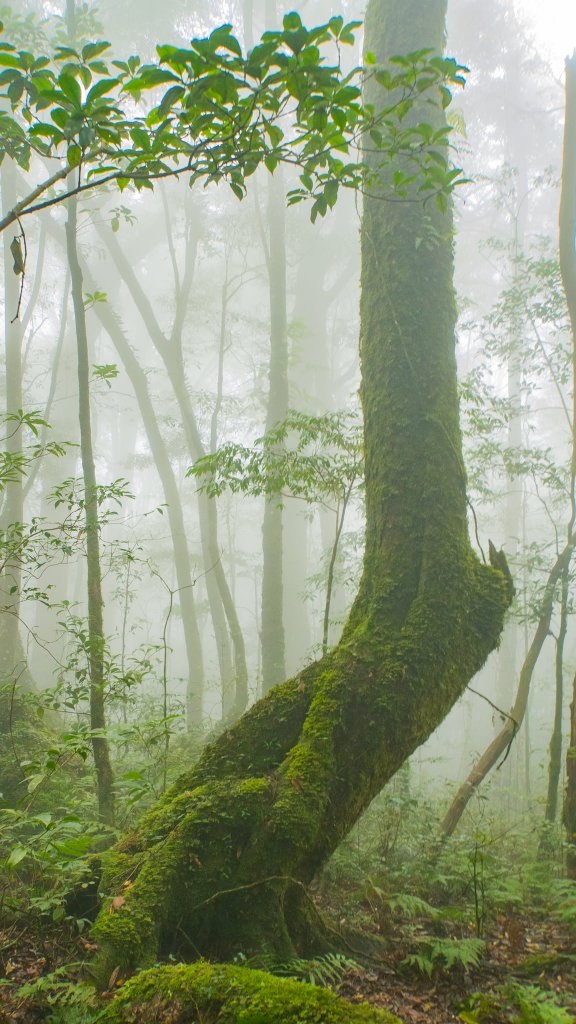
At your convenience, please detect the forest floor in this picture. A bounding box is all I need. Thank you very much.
[1,905,575,1023]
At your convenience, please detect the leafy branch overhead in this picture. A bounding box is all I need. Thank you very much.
[0,12,468,232]
[188,410,363,509]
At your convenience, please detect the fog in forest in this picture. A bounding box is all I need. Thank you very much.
[1,2,576,1020]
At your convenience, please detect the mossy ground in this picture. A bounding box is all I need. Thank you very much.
[98,962,403,1024]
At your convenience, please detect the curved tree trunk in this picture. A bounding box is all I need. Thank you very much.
[91,0,512,987]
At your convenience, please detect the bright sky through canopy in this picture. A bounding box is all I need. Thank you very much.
[516,0,576,71]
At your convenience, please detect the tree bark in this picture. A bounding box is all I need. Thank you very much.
[561,51,576,873]
[261,166,289,692]
[91,0,512,986]
[65,194,115,827]
[565,674,576,878]
[0,161,34,693]
[544,565,568,825]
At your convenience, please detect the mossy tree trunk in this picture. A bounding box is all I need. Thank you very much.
[91,0,512,986]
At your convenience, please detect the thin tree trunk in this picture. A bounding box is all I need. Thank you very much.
[443,50,576,840]
[65,194,115,827]
[565,672,576,878]
[561,51,576,871]
[0,160,38,805]
[261,166,288,692]
[94,220,248,718]
[260,0,288,693]
[441,542,570,837]
[0,161,35,691]
[544,565,568,824]
[89,290,205,727]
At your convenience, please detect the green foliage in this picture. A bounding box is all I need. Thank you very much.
[0,15,468,228]
[460,982,573,1024]
[536,877,576,935]
[0,804,101,928]
[189,409,362,508]
[10,966,100,1024]
[402,935,485,977]
[0,411,71,488]
[234,951,358,988]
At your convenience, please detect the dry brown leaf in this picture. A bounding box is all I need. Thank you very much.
[107,965,120,990]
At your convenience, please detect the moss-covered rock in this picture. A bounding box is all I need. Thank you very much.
[99,962,403,1024]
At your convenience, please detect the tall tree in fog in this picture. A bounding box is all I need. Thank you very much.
[87,284,206,727]
[561,51,576,877]
[260,0,289,692]
[63,0,115,826]
[0,163,30,695]
[442,49,576,840]
[95,216,249,719]
[91,0,512,982]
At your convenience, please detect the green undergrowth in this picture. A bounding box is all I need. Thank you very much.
[232,950,359,987]
[319,779,575,980]
[459,982,573,1024]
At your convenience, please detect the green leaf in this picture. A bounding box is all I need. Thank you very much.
[8,845,27,867]
[58,72,82,109]
[30,812,52,828]
[157,84,185,119]
[324,179,339,208]
[82,41,111,62]
[86,78,118,105]
[209,25,242,57]
[0,53,24,69]
[126,67,180,92]
[7,78,24,103]
[283,13,303,30]
[67,143,82,167]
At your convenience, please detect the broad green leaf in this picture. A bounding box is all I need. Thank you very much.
[58,72,82,109]
[283,12,302,30]
[82,41,111,62]
[8,845,27,867]
[86,78,118,105]
[67,143,82,166]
